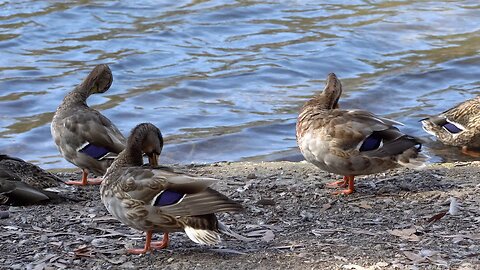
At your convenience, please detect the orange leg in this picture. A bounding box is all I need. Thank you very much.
[151,233,169,249]
[66,169,103,186]
[128,231,153,255]
[332,175,355,195]
[461,146,480,158]
[326,176,348,188]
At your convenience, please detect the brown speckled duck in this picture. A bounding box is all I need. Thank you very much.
[0,154,71,205]
[51,64,126,185]
[421,96,480,157]
[296,73,425,195]
[100,123,243,254]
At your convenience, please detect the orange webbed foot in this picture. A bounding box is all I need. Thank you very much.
[332,188,355,195]
[461,146,480,158]
[151,233,169,249]
[127,247,150,255]
[65,178,103,186]
[66,169,102,185]
[330,175,355,195]
[326,176,348,188]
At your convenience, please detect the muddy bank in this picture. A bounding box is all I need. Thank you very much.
[0,161,479,269]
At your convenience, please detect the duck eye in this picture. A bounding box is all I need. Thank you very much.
[359,133,382,152]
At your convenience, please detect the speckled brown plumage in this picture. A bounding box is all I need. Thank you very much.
[0,154,71,205]
[51,64,126,185]
[422,96,480,155]
[101,123,243,254]
[296,73,425,194]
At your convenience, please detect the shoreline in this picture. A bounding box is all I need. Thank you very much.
[1,161,479,269]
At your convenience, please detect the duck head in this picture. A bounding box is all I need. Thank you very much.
[126,123,164,166]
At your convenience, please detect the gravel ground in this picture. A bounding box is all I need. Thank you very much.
[0,161,479,270]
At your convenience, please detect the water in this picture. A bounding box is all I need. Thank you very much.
[1,0,480,170]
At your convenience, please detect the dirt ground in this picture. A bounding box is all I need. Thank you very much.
[0,161,479,270]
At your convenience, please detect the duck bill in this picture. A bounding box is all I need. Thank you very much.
[148,154,158,166]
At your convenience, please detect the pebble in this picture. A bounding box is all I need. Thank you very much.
[0,211,10,219]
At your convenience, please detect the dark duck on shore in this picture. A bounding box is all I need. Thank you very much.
[296,73,425,195]
[51,64,126,186]
[100,123,243,254]
[0,154,72,205]
[421,96,480,157]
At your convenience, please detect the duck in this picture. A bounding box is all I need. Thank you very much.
[51,64,126,185]
[421,96,480,157]
[100,123,243,254]
[296,73,425,195]
[0,154,72,205]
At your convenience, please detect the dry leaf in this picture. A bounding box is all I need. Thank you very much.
[210,248,247,255]
[426,211,447,225]
[357,201,372,209]
[244,229,275,242]
[73,245,94,258]
[321,203,332,211]
[388,228,420,241]
[342,264,367,270]
[274,244,305,250]
[311,228,344,236]
[441,234,480,240]
[351,229,377,236]
[403,251,426,263]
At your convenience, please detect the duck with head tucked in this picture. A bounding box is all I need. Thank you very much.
[421,96,480,157]
[0,154,72,205]
[101,123,243,254]
[51,64,126,185]
[296,73,425,195]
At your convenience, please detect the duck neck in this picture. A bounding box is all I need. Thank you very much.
[118,131,149,167]
[61,85,90,107]
[304,93,337,111]
[120,147,144,166]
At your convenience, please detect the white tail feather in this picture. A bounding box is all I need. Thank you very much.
[184,226,221,245]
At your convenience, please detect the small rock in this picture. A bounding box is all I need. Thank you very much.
[256,199,275,206]
[91,238,108,247]
[0,211,10,219]
[300,210,314,221]
[247,173,257,179]
[120,261,136,269]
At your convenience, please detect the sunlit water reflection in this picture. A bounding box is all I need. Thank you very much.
[1,0,479,169]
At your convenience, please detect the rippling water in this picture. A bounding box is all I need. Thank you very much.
[1,0,480,169]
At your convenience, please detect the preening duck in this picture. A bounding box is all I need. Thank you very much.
[100,123,243,254]
[51,64,126,185]
[0,154,71,205]
[296,73,425,195]
[421,96,480,157]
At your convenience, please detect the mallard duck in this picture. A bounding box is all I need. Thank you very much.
[51,64,126,185]
[421,96,480,157]
[0,154,71,205]
[296,73,425,195]
[100,123,243,254]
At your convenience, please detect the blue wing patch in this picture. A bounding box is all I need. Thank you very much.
[153,190,185,207]
[442,122,463,134]
[77,143,110,160]
[359,133,382,152]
